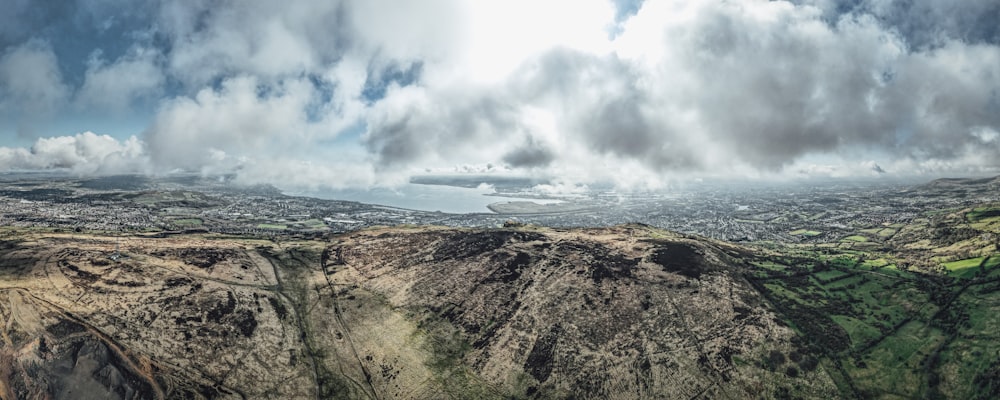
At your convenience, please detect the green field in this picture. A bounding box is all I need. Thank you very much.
[814,269,849,281]
[876,228,896,238]
[971,216,1000,232]
[744,201,1000,397]
[257,223,288,230]
[831,315,882,346]
[748,245,998,399]
[861,258,891,268]
[943,257,985,278]
[132,190,221,208]
[943,257,984,270]
[172,218,203,227]
[966,206,1000,222]
[967,206,1000,232]
[790,229,822,236]
[299,219,327,229]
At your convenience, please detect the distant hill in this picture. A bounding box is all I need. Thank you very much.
[919,175,1000,189]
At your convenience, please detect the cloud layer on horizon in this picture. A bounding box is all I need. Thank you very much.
[0,0,998,189]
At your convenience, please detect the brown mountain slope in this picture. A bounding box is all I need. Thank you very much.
[324,225,838,398]
[0,225,838,399]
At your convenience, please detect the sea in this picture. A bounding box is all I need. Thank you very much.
[285,183,561,214]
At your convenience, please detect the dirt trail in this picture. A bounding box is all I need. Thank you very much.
[261,249,323,399]
[317,249,380,400]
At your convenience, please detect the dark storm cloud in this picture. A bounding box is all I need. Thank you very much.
[517,49,698,169]
[362,0,1000,179]
[502,137,555,168]
[365,89,522,167]
[680,10,902,169]
[605,1,1000,176]
[884,45,1000,160]
[362,47,696,172]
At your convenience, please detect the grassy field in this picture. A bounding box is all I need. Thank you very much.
[813,269,849,281]
[876,228,896,238]
[133,190,222,208]
[790,229,822,236]
[748,245,999,399]
[298,219,327,229]
[172,218,203,227]
[257,223,288,230]
[861,258,891,268]
[942,256,986,278]
[966,206,1000,222]
[967,206,1000,232]
[970,216,1000,232]
[743,202,1000,398]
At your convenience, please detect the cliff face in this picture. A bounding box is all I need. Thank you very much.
[0,226,837,399]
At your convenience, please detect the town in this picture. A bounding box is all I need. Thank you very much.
[1,173,996,247]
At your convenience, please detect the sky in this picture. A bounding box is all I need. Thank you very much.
[0,0,998,190]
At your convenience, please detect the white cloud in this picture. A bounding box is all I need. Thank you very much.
[0,132,148,174]
[2,0,1000,189]
[360,0,1000,187]
[76,47,164,111]
[450,0,615,83]
[144,75,314,169]
[0,40,69,118]
[232,157,382,190]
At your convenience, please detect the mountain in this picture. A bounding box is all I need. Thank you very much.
[916,176,1000,196]
[0,225,836,399]
[922,176,1000,188]
[1,219,998,399]
[324,225,835,398]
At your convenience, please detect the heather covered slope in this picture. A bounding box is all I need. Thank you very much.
[326,225,837,398]
[0,226,838,399]
[2,221,997,399]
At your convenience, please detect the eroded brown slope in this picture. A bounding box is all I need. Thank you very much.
[0,226,839,399]
[326,225,838,398]
[0,233,314,399]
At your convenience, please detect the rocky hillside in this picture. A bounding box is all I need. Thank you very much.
[0,225,840,399]
[324,225,836,398]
